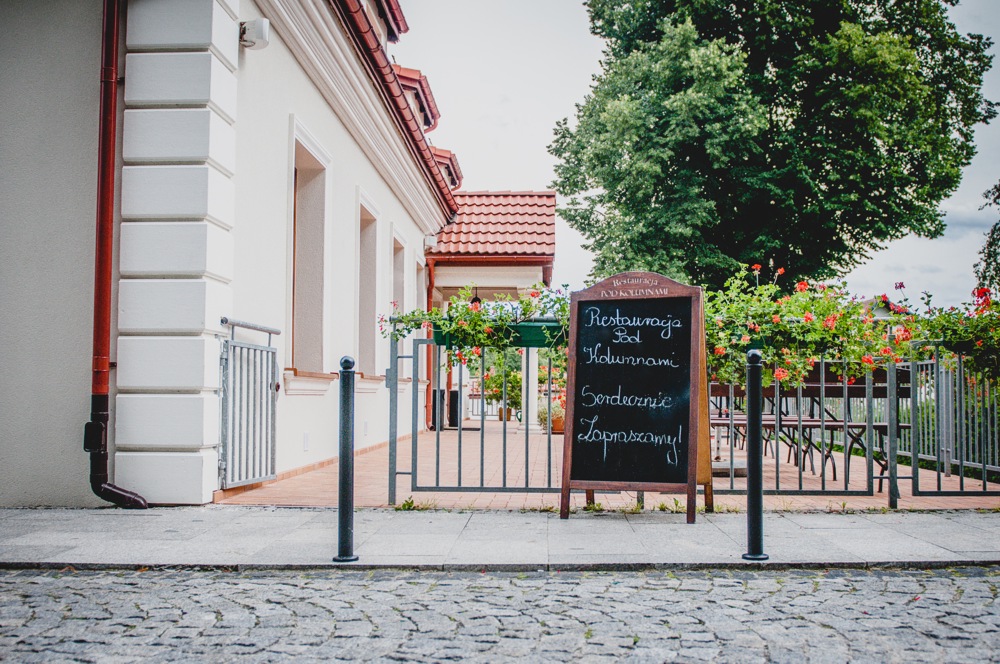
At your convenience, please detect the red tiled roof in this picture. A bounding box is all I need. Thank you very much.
[429,191,556,257]
[377,0,409,42]
[392,64,440,131]
[336,0,458,218]
[430,147,462,189]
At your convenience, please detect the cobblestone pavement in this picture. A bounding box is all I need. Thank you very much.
[1,567,997,662]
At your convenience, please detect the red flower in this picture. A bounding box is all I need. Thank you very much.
[457,320,468,327]
[796,281,809,292]
[880,346,893,356]
[470,302,481,312]
[862,355,875,365]
[484,326,493,335]
[976,340,984,347]
[714,346,727,356]
[529,290,540,298]
[741,335,751,343]
[803,312,815,323]
[823,315,838,330]
[774,368,789,381]
[472,347,481,356]
[751,264,762,272]
[776,268,785,275]
[772,315,781,323]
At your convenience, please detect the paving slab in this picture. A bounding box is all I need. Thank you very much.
[0,507,997,570]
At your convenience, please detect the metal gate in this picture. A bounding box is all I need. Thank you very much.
[219,317,280,489]
[387,335,563,504]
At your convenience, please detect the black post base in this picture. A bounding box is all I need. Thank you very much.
[742,553,770,561]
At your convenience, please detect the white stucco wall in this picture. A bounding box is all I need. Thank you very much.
[0,0,108,506]
[232,0,433,476]
[0,0,435,506]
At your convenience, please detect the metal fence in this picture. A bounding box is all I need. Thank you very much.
[219,318,280,489]
[910,348,1000,496]
[387,329,999,503]
[711,350,1000,499]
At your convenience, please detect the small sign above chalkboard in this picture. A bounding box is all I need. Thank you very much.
[560,272,703,523]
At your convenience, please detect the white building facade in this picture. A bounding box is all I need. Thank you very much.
[0,0,467,506]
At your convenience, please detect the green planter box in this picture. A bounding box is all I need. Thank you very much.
[433,321,566,349]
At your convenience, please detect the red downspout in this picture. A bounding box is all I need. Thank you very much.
[82,0,147,509]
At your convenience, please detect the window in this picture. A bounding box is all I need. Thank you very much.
[358,206,378,375]
[291,140,326,371]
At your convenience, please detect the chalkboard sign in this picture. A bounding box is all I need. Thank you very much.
[560,272,703,523]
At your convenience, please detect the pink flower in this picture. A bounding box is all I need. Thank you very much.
[470,302,481,312]
[741,335,751,343]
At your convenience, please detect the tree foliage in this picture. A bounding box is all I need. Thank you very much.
[551,0,997,288]
[976,180,1000,292]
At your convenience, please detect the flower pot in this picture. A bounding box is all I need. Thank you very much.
[550,413,565,434]
[498,407,513,421]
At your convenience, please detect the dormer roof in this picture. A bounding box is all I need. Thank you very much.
[430,147,463,190]
[376,0,409,42]
[392,64,440,132]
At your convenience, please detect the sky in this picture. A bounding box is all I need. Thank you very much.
[390,0,1000,307]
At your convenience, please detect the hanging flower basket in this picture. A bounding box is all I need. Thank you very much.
[432,321,566,349]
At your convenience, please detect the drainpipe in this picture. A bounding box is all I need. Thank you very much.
[82,0,147,509]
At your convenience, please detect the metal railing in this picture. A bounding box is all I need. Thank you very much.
[911,348,1000,496]
[711,350,1000,500]
[219,318,280,489]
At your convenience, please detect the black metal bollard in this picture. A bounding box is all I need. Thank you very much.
[743,350,769,561]
[334,356,359,563]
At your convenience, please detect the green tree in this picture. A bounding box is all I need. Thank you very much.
[551,0,996,288]
[976,180,1000,292]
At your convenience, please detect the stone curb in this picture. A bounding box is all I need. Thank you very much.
[2,560,997,573]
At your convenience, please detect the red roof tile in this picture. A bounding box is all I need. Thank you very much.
[430,147,463,189]
[377,0,408,42]
[392,64,441,131]
[337,1,457,218]
[429,191,556,257]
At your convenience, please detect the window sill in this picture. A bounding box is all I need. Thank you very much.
[283,368,339,396]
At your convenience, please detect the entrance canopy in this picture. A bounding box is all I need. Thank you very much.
[426,191,555,306]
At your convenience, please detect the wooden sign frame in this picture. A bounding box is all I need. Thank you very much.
[559,272,704,523]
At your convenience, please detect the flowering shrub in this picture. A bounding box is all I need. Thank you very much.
[380,284,570,364]
[481,367,522,410]
[704,265,918,387]
[921,287,1000,378]
[537,392,567,429]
